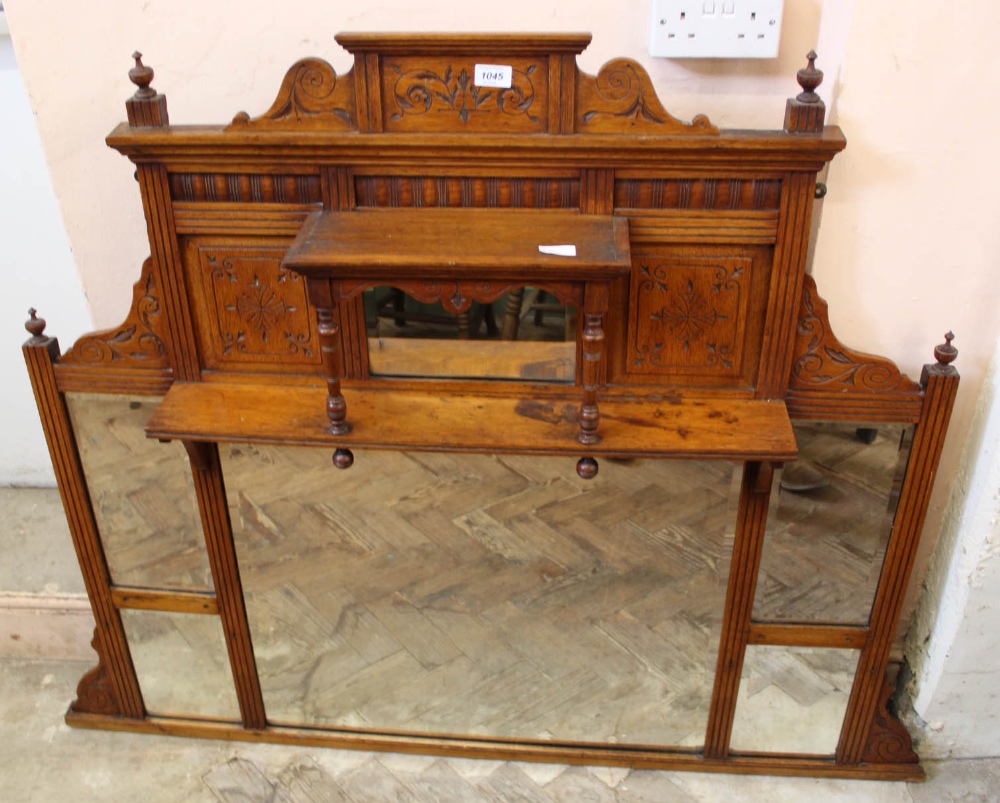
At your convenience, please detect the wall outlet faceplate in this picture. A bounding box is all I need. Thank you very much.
[649,0,784,59]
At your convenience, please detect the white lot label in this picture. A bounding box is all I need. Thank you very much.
[539,244,577,257]
[474,64,513,89]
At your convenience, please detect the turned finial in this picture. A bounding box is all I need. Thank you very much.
[934,331,958,366]
[576,457,599,480]
[129,52,156,99]
[25,308,47,341]
[796,50,823,103]
[332,448,354,470]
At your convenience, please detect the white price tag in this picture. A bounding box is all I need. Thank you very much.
[539,244,577,257]
[474,64,513,89]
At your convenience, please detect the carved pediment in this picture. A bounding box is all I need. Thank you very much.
[228,58,357,131]
[577,59,718,135]
[226,38,716,136]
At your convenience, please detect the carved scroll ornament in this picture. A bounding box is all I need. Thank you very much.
[229,58,356,131]
[578,59,718,135]
[338,280,582,314]
[862,675,919,765]
[789,275,919,394]
[70,629,121,716]
[61,258,170,370]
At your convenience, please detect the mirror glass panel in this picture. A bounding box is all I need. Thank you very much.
[364,286,577,382]
[730,646,859,755]
[67,393,212,590]
[121,609,240,720]
[224,446,738,746]
[753,422,913,624]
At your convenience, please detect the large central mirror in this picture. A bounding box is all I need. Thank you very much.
[223,446,738,747]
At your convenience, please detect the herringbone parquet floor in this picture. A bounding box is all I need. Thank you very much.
[223,447,737,747]
[68,394,906,756]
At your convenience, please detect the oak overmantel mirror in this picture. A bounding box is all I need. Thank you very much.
[23,33,958,781]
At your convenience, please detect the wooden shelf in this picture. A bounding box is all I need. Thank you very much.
[281,208,632,279]
[146,382,798,462]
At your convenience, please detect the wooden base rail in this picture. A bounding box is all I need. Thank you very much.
[65,712,925,781]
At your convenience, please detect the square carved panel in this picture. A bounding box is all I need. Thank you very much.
[627,256,753,380]
[188,244,322,373]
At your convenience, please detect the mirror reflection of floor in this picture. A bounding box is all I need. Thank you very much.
[223,449,737,747]
[72,393,905,755]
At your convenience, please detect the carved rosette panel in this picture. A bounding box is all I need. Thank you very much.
[628,257,750,376]
[62,258,169,370]
[354,175,580,209]
[228,58,356,131]
[195,249,321,371]
[339,280,582,314]
[578,59,718,135]
[382,57,548,133]
[790,275,920,394]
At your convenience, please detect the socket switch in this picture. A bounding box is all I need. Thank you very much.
[649,0,784,59]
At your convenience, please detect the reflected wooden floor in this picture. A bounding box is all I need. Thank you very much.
[73,397,905,754]
[223,449,737,747]
[755,422,906,623]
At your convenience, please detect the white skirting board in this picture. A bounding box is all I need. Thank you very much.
[0,593,95,661]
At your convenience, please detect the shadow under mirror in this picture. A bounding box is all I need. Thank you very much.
[222,446,739,747]
[66,393,213,591]
[753,422,913,624]
[364,285,577,381]
[121,609,241,721]
[730,645,860,755]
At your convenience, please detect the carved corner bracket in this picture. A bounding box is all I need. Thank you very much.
[577,59,718,135]
[60,258,171,372]
[228,58,357,131]
[862,674,919,766]
[789,275,920,395]
[69,628,122,717]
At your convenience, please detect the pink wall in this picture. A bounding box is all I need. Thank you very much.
[7,0,1000,653]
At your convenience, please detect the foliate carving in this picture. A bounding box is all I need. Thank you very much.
[70,629,121,716]
[862,675,919,765]
[228,58,356,131]
[390,63,539,125]
[629,258,748,374]
[649,280,727,349]
[63,258,169,369]
[207,255,314,359]
[578,59,718,135]
[790,275,919,393]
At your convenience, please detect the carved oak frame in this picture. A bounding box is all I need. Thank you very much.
[23,34,958,781]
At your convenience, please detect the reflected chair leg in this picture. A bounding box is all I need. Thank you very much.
[502,287,526,340]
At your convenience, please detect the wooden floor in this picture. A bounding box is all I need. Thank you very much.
[223,448,737,747]
[67,394,906,756]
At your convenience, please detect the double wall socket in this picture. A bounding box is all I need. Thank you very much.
[649,0,784,59]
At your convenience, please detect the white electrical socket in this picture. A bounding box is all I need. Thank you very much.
[649,0,784,59]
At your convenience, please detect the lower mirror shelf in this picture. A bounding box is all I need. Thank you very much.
[145,382,798,462]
